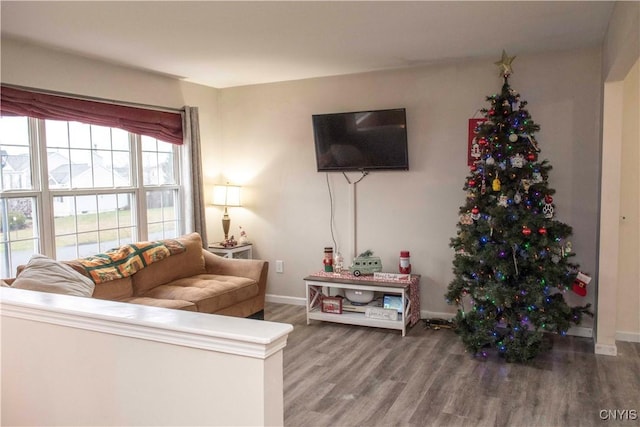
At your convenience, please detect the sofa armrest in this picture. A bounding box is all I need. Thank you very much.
[202,250,269,298]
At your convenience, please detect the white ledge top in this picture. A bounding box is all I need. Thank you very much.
[1,288,293,359]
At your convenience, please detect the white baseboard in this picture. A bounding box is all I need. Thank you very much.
[567,326,593,338]
[616,330,640,343]
[595,342,618,356]
[266,294,306,306]
[421,310,456,320]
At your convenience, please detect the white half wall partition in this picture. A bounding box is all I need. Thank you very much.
[0,288,293,426]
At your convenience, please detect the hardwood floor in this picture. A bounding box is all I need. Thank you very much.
[265,302,640,427]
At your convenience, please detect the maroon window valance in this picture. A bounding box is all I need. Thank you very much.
[0,86,183,145]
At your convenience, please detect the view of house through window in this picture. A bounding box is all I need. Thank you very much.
[0,116,183,277]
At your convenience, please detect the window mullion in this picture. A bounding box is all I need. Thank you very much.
[132,133,147,241]
[34,118,55,257]
[174,144,185,236]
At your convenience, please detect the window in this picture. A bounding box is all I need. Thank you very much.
[0,116,184,276]
[141,135,180,240]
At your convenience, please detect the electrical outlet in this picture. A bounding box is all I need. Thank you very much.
[276,260,284,273]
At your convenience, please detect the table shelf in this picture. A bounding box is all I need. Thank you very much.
[208,243,253,259]
[307,307,406,331]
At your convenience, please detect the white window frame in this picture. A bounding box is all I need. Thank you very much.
[1,116,185,274]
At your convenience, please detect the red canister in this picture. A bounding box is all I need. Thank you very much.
[399,251,411,274]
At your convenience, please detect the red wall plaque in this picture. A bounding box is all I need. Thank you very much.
[468,118,487,166]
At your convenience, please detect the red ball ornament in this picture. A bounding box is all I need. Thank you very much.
[469,179,477,187]
[471,207,480,215]
[478,138,488,146]
[538,227,547,235]
[488,109,496,116]
[545,195,553,204]
[527,152,536,161]
[522,226,532,236]
[470,164,477,172]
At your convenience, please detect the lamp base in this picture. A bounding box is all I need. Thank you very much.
[222,216,230,241]
[219,207,236,246]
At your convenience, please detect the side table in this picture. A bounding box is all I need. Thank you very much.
[304,272,420,336]
[208,243,253,259]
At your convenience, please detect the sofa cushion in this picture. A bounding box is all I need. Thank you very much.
[92,277,134,300]
[142,274,259,313]
[118,296,198,312]
[132,233,206,295]
[11,254,95,297]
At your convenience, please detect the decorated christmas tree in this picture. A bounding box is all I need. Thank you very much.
[446,51,592,362]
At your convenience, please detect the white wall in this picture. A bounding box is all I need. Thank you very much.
[1,37,187,108]
[603,1,640,82]
[597,1,640,352]
[617,59,639,341]
[217,49,602,322]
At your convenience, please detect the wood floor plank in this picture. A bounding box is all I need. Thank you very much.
[267,303,640,427]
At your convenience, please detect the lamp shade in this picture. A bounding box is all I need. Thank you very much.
[213,184,241,207]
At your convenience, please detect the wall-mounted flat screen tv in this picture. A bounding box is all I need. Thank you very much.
[312,108,409,172]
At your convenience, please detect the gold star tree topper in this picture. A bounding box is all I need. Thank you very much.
[495,50,516,77]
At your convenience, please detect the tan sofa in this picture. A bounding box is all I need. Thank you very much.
[7,233,268,319]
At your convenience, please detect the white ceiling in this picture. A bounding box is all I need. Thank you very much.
[1,1,615,89]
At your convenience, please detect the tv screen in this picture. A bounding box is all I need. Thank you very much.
[312,108,409,172]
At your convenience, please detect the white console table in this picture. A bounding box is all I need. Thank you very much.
[304,272,420,336]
